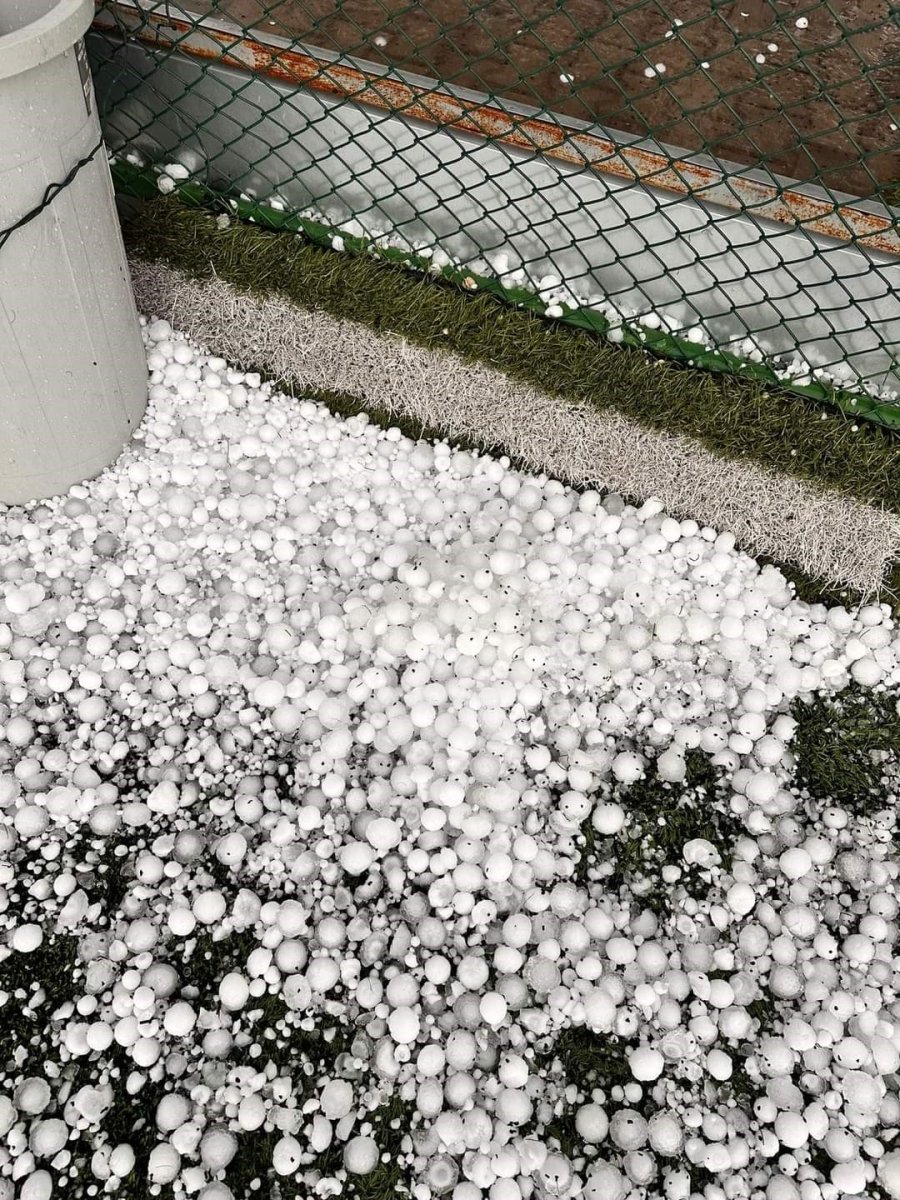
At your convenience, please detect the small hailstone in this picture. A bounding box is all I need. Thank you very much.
[795,15,808,27]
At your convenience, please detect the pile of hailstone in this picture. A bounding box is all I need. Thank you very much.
[3,318,900,1200]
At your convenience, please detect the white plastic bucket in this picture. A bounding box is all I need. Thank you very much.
[0,0,147,505]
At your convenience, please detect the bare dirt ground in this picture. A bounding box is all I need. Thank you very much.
[209,0,900,200]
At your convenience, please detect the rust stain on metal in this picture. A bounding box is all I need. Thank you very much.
[93,3,900,257]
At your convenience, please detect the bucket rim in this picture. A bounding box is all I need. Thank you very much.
[0,0,93,81]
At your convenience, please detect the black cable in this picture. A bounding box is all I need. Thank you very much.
[0,137,105,253]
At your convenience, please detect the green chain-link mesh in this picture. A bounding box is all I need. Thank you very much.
[89,0,900,410]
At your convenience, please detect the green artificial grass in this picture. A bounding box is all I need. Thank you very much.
[577,750,745,911]
[790,684,900,814]
[122,198,900,519]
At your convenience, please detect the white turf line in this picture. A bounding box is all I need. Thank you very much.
[129,259,900,596]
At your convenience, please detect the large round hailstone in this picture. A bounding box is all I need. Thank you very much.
[339,841,375,875]
[574,1104,609,1144]
[11,924,43,953]
[219,973,250,1012]
[148,781,181,815]
[779,847,812,880]
[583,1163,627,1200]
[19,1173,53,1200]
[479,991,508,1027]
[15,1078,51,1114]
[756,1037,793,1077]
[283,974,313,1011]
[309,1114,333,1153]
[706,1049,732,1081]
[388,1006,420,1044]
[200,1127,238,1170]
[611,752,644,785]
[725,883,756,916]
[834,1037,869,1070]
[320,1079,354,1120]
[629,1046,664,1081]
[592,803,625,836]
[148,1143,181,1184]
[609,1110,648,1152]
[238,1094,266,1133]
[366,817,402,851]
[495,1088,533,1126]
[648,1112,683,1156]
[344,1136,380,1175]
[425,1156,458,1195]
[110,1145,136,1177]
[537,1154,573,1197]
[584,988,617,1032]
[157,1094,192,1133]
[254,679,286,709]
[841,1069,882,1114]
[878,1151,900,1199]
[29,1119,67,1157]
[774,1112,808,1150]
[273,1135,303,1176]
[157,569,186,597]
[831,1160,869,1195]
[307,957,341,993]
[197,1185,235,1200]
[164,1001,197,1038]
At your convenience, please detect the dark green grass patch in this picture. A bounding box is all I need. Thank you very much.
[122,199,900,516]
[0,933,79,1067]
[578,750,743,911]
[790,684,900,814]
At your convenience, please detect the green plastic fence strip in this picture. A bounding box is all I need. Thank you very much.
[111,160,900,435]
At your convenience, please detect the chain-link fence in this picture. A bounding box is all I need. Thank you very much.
[89,0,900,413]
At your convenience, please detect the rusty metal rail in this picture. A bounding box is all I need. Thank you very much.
[92,0,900,258]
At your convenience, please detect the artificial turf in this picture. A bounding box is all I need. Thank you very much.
[122,199,900,519]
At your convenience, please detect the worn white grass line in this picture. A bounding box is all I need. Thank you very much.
[130,259,900,594]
